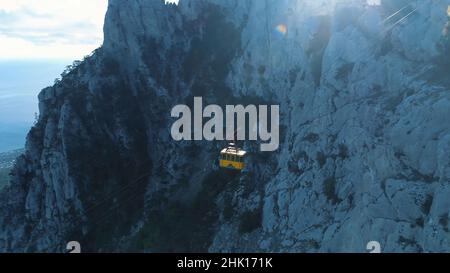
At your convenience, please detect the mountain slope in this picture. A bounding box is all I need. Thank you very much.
[1,0,450,252]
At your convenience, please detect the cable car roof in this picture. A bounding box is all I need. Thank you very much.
[220,147,247,156]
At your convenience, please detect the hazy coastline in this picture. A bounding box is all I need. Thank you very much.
[0,60,70,153]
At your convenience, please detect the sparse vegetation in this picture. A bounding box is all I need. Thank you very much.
[0,168,11,190]
[421,194,433,215]
[298,151,309,163]
[323,177,340,204]
[336,62,354,80]
[415,217,424,228]
[398,235,421,251]
[101,56,121,77]
[383,93,404,113]
[223,197,234,221]
[258,65,266,75]
[337,144,349,159]
[288,156,301,174]
[316,151,326,168]
[239,208,262,235]
[439,214,449,232]
[307,15,331,86]
[61,60,82,78]
[0,149,23,190]
[135,203,186,251]
[303,133,319,143]
[181,5,241,99]
[289,67,301,87]
[133,170,239,252]
[394,149,406,159]
[298,239,320,250]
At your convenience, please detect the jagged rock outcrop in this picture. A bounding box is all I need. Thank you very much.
[1,0,450,252]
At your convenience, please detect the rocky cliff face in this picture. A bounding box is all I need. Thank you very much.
[2,0,450,252]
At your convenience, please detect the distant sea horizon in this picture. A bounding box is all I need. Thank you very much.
[0,59,72,153]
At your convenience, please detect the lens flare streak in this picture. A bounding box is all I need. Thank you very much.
[275,24,287,36]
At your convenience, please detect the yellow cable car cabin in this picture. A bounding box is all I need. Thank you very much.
[219,143,247,171]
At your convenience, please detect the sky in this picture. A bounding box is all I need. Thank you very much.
[367,0,381,5]
[0,0,108,60]
[0,0,381,61]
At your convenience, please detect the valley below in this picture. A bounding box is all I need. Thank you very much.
[0,149,23,190]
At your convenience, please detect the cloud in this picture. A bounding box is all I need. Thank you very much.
[0,0,108,60]
[0,33,101,60]
[367,0,381,5]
